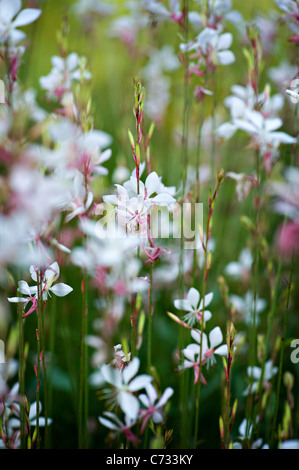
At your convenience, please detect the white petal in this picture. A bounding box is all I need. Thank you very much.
[122,357,140,384]
[138,393,151,408]
[265,118,282,132]
[187,287,200,310]
[12,8,41,27]
[101,364,122,388]
[217,50,235,65]
[118,391,140,420]
[30,265,37,281]
[156,387,174,408]
[145,172,160,197]
[174,298,192,312]
[214,345,228,356]
[209,326,223,349]
[17,280,31,296]
[7,296,27,303]
[98,416,118,431]
[128,374,152,392]
[49,283,73,297]
[45,261,60,281]
[0,0,21,23]
[144,382,158,405]
[218,33,233,50]
[151,193,176,205]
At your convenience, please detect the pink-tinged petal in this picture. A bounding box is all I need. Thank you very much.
[128,374,152,392]
[187,287,200,310]
[209,326,223,349]
[118,390,140,420]
[49,283,73,297]
[193,364,199,384]
[122,357,140,384]
[12,8,41,27]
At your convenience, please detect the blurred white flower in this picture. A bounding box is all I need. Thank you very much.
[0,0,41,44]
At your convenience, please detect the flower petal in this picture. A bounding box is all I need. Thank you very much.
[118,390,140,420]
[122,357,140,384]
[49,283,73,297]
[12,8,41,27]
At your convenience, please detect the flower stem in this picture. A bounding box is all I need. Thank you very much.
[36,269,43,449]
[270,254,294,447]
[78,269,88,449]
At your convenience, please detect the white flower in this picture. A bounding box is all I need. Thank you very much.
[40,53,91,100]
[138,383,174,433]
[229,291,266,326]
[190,326,228,367]
[174,287,213,327]
[100,357,152,420]
[8,262,73,313]
[0,0,41,44]
[225,248,253,278]
[99,411,139,445]
[243,360,278,395]
[180,27,235,66]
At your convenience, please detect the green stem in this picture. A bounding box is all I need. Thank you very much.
[253,259,282,437]
[270,254,294,447]
[178,0,190,447]
[36,270,43,449]
[147,265,153,375]
[17,301,26,449]
[78,269,88,449]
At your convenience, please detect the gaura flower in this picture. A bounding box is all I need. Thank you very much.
[100,357,152,420]
[0,0,41,44]
[8,262,73,317]
[174,287,213,327]
[138,383,174,434]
